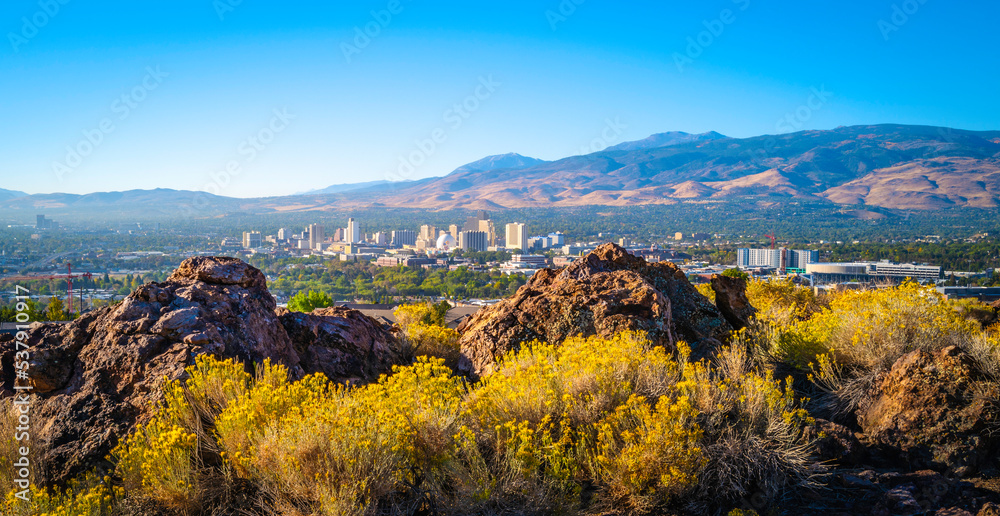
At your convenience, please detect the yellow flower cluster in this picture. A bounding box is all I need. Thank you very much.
[2,474,121,516]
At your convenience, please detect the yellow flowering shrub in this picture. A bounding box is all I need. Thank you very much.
[214,360,329,477]
[112,419,198,508]
[2,474,121,516]
[792,281,977,372]
[252,356,466,515]
[404,322,462,368]
[591,394,704,511]
[746,277,826,327]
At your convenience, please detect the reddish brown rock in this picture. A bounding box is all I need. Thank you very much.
[278,306,403,383]
[710,273,757,331]
[457,243,733,377]
[0,256,402,485]
[857,346,1000,475]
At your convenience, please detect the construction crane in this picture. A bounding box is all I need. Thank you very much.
[3,263,94,315]
[764,232,777,249]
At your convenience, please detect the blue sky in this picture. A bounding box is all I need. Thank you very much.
[1,0,998,197]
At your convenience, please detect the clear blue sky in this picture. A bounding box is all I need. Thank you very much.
[1,0,997,197]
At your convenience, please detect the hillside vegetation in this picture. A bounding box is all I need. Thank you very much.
[3,283,1000,515]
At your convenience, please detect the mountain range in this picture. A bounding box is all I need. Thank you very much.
[3,125,999,214]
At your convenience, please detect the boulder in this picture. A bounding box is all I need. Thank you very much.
[0,257,401,484]
[710,274,756,331]
[856,346,1000,476]
[803,418,868,466]
[457,243,733,377]
[278,306,404,383]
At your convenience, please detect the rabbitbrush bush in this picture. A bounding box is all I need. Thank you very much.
[97,329,816,515]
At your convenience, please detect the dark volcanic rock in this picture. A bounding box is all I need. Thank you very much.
[710,273,757,331]
[457,243,733,377]
[278,306,404,383]
[804,418,868,466]
[857,346,1000,476]
[0,256,401,484]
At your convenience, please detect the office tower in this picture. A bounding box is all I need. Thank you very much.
[391,230,417,247]
[345,218,360,243]
[277,228,288,241]
[449,224,460,238]
[459,230,488,251]
[242,231,262,249]
[505,222,527,250]
[479,219,497,246]
[420,225,437,241]
[374,232,388,245]
[308,224,325,249]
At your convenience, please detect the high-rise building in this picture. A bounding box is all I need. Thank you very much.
[449,224,460,238]
[373,232,388,245]
[277,228,289,241]
[333,228,344,242]
[785,249,819,271]
[548,232,565,246]
[737,248,818,271]
[242,231,262,249]
[345,218,360,243]
[391,230,417,247]
[459,230,488,251]
[419,225,437,242]
[308,224,325,249]
[479,219,497,246]
[464,210,490,231]
[505,222,527,250]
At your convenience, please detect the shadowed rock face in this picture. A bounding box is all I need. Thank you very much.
[857,346,1000,476]
[278,306,403,384]
[0,256,401,485]
[457,243,733,377]
[710,274,756,331]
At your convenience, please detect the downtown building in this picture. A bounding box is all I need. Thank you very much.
[459,230,488,252]
[505,222,527,250]
[736,248,818,272]
[391,230,417,247]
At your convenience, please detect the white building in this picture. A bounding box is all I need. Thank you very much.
[459,230,488,251]
[242,231,262,249]
[505,222,527,250]
[345,218,360,244]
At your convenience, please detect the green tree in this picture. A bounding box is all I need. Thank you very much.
[288,290,334,313]
[722,268,750,281]
[46,297,68,321]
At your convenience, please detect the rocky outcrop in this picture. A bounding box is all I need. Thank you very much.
[857,346,1000,476]
[457,243,733,377]
[710,274,756,331]
[278,306,403,383]
[0,256,402,484]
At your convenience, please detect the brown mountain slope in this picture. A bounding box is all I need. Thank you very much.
[821,157,1000,209]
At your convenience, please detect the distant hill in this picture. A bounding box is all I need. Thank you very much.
[304,180,398,195]
[604,131,727,152]
[451,153,547,173]
[363,125,1000,210]
[0,188,240,216]
[0,188,27,201]
[3,125,999,214]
